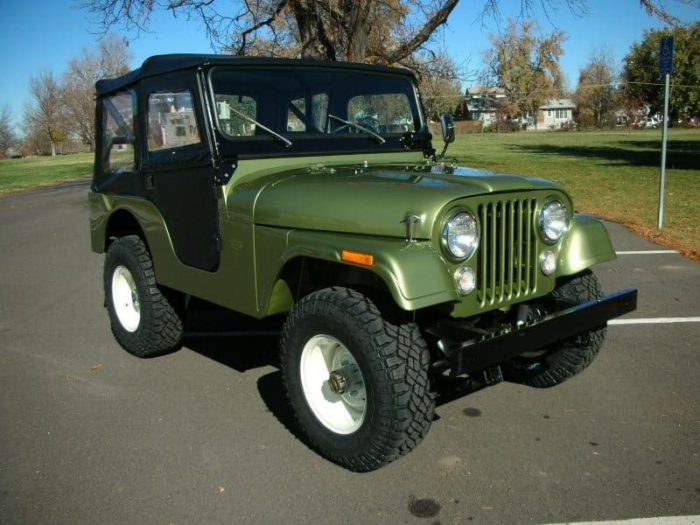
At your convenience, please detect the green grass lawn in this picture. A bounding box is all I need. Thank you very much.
[450,128,700,259]
[0,152,94,195]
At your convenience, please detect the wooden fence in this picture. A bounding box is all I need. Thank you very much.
[428,120,483,135]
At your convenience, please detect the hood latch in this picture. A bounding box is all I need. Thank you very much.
[402,213,421,243]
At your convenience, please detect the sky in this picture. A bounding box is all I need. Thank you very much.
[0,0,698,132]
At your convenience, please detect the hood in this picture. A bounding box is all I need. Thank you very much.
[253,164,559,239]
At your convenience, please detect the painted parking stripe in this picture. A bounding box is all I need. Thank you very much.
[185,330,281,337]
[546,515,700,525]
[609,317,700,325]
[616,250,678,255]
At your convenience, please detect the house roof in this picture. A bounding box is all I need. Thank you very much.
[466,99,501,112]
[465,86,507,112]
[466,86,506,95]
[539,99,576,110]
[95,54,417,96]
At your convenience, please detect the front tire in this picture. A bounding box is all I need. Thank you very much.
[504,270,607,388]
[280,287,434,471]
[104,235,183,357]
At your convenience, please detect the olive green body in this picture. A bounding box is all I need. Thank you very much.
[89,150,616,319]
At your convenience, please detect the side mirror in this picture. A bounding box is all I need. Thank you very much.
[440,113,455,144]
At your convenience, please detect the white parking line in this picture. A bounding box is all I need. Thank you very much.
[546,516,700,525]
[186,330,281,337]
[610,317,700,325]
[616,250,678,255]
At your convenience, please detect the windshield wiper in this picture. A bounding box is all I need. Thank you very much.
[223,102,292,148]
[328,114,386,144]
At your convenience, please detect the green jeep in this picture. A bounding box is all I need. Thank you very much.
[89,54,636,471]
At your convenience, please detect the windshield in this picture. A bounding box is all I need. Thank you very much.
[210,67,422,147]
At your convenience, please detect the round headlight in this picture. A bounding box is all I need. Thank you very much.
[539,200,568,243]
[443,211,479,260]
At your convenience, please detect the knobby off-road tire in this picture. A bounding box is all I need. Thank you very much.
[280,287,435,472]
[104,235,183,358]
[504,270,607,388]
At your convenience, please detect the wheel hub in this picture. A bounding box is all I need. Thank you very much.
[299,335,367,434]
[328,370,348,394]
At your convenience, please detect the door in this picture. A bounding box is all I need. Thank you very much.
[140,72,220,272]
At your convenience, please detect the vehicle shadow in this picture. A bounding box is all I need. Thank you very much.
[509,139,698,170]
[182,301,283,371]
[181,301,488,435]
[185,332,302,441]
[181,303,301,437]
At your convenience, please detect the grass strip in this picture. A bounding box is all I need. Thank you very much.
[0,152,94,195]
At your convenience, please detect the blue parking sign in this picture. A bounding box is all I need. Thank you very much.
[660,36,674,75]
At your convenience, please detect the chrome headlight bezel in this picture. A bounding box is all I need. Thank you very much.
[538,199,569,244]
[441,211,479,261]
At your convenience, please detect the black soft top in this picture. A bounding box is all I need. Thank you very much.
[95,54,416,96]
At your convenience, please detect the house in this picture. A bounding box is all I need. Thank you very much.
[537,99,576,129]
[464,89,577,130]
[465,87,507,126]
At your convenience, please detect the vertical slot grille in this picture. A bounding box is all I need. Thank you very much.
[477,198,538,306]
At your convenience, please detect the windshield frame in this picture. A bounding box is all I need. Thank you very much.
[205,65,429,159]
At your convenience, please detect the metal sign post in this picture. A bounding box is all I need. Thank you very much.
[658,36,674,229]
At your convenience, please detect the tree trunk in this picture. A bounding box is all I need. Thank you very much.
[289,0,336,60]
[343,1,371,62]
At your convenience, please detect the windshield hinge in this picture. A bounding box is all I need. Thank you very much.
[215,160,238,185]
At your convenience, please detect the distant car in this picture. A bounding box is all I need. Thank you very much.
[637,118,659,129]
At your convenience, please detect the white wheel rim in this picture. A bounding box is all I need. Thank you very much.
[111,265,141,332]
[299,335,367,435]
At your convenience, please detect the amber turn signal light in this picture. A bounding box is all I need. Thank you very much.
[341,250,374,267]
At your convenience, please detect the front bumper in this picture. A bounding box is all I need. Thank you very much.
[430,288,638,376]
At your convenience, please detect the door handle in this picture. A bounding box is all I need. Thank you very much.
[145,173,154,190]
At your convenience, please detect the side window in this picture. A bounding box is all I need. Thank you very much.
[215,95,257,137]
[103,91,135,173]
[147,90,200,151]
[347,93,413,134]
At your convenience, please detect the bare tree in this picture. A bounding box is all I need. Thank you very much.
[408,49,466,120]
[0,104,17,158]
[24,71,67,157]
[574,48,617,128]
[82,1,698,63]
[63,35,132,150]
[82,0,460,63]
[638,0,700,25]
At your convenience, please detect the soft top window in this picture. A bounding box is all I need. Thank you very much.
[102,91,136,173]
[147,89,201,151]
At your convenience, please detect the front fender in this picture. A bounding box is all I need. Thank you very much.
[558,213,616,276]
[258,228,458,314]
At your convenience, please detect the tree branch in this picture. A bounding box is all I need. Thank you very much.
[235,0,289,55]
[381,0,459,64]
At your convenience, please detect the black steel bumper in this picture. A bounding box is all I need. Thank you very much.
[432,288,638,376]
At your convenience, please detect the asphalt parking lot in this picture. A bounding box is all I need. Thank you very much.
[1,181,698,524]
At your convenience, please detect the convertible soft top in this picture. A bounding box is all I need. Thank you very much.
[95,53,416,96]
